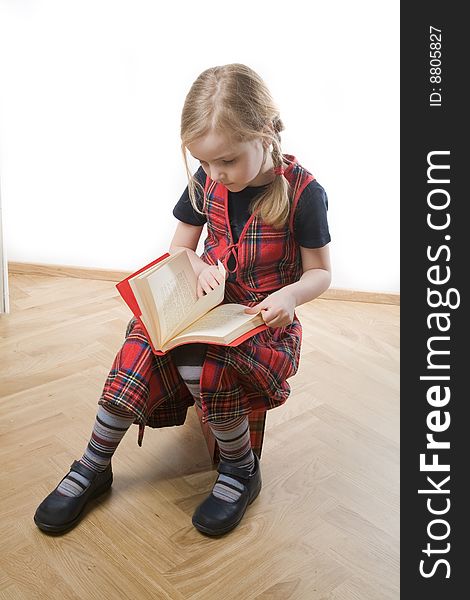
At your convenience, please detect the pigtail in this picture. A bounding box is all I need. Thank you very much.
[181,143,206,216]
[249,121,292,229]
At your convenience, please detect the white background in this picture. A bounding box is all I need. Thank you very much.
[0,0,399,293]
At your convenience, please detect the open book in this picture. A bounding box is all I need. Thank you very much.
[116,249,268,354]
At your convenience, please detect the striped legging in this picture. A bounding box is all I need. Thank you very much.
[171,343,254,466]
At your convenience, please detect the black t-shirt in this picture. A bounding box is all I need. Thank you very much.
[173,166,331,248]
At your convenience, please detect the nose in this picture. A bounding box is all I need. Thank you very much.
[209,167,226,184]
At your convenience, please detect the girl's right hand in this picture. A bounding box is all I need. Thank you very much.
[197,264,226,298]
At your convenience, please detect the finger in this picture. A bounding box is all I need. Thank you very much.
[202,281,213,295]
[205,272,223,293]
[259,308,271,323]
[268,315,291,328]
[262,308,286,327]
[248,302,268,314]
[198,274,216,294]
[214,271,225,286]
[207,273,222,289]
[265,316,282,328]
[204,270,217,283]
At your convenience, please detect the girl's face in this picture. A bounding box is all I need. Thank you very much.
[187,130,275,191]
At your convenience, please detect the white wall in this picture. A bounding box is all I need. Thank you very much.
[0,0,399,293]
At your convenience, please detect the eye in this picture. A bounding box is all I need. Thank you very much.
[222,159,235,164]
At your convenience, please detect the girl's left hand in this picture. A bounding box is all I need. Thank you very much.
[244,289,296,328]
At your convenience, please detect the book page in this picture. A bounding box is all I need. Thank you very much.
[129,277,161,346]
[173,303,263,340]
[164,261,226,342]
[145,252,198,341]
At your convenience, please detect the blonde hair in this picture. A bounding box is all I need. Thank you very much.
[180,64,292,229]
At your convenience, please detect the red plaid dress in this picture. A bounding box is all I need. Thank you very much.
[99,154,315,446]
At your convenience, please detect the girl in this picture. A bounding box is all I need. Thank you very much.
[34,63,332,537]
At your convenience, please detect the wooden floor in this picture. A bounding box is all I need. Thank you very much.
[0,274,399,599]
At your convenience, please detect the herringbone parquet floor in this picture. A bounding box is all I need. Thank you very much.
[0,273,399,599]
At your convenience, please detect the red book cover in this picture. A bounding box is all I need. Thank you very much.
[116,252,170,319]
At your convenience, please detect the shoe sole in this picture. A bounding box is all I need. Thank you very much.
[192,479,262,537]
[34,476,113,534]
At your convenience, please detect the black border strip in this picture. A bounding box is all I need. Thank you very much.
[401,3,466,596]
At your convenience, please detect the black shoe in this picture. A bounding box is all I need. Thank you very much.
[34,460,113,534]
[192,453,262,536]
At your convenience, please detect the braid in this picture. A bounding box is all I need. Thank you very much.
[268,115,285,169]
[251,122,290,229]
[272,115,284,142]
[271,137,284,170]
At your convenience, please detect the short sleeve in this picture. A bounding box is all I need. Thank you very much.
[293,180,331,248]
[172,166,207,226]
